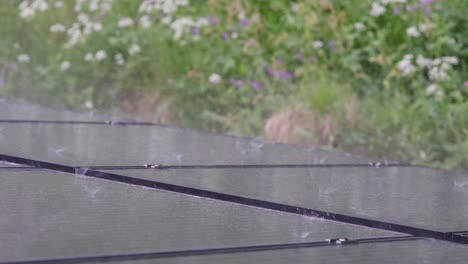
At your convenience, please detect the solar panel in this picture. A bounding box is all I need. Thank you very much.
[0,123,387,166]
[103,239,468,264]
[98,166,468,232]
[0,169,400,262]
[0,101,467,263]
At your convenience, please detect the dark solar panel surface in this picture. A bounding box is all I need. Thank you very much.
[0,170,399,262]
[102,167,468,232]
[0,100,467,263]
[101,239,468,264]
[0,123,379,166]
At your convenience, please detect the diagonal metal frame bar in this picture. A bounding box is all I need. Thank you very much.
[1,154,467,246]
[0,236,420,264]
[81,163,413,170]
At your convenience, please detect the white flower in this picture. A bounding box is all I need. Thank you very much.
[196,17,209,27]
[403,54,413,60]
[442,56,458,65]
[95,50,107,61]
[84,53,94,61]
[114,54,125,65]
[118,17,134,28]
[35,0,49,11]
[74,0,84,12]
[429,67,448,81]
[418,23,429,33]
[18,54,31,63]
[170,17,194,39]
[20,7,35,18]
[60,61,71,71]
[440,62,451,71]
[354,22,366,31]
[140,15,152,28]
[93,22,102,32]
[128,44,141,56]
[162,1,177,14]
[101,0,113,11]
[397,55,414,75]
[77,13,89,24]
[425,84,438,95]
[406,26,420,37]
[208,73,222,84]
[370,2,386,17]
[50,24,66,33]
[238,10,246,20]
[416,55,431,67]
[54,1,64,8]
[84,100,94,109]
[431,58,441,66]
[162,16,172,24]
[176,0,189,6]
[382,0,407,4]
[312,41,323,49]
[89,0,99,11]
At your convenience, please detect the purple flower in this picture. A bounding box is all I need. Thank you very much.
[295,52,302,60]
[266,67,274,75]
[276,58,283,64]
[210,17,219,24]
[222,32,229,40]
[0,78,4,87]
[424,7,431,15]
[419,0,433,5]
[192,27,199,35]
[278,70,294,79]
[230,79,244,88]
[412,4,419,10]
[239,19,250,27]
[249,81,261,90]
[405,5,412,11]
[393,5,400,14]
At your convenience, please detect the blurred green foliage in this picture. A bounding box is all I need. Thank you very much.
[0,0,466,168]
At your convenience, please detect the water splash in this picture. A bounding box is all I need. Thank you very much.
[74,167,101,199]
[235,140,264,155]
[454,177,468,190]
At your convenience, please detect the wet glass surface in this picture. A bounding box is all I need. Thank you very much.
[0,170,399,262]
[103,167,468,232]
[0,123,377,166]
[105,239,468,264]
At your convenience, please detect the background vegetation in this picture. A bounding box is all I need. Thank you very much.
[0,0,467,169]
